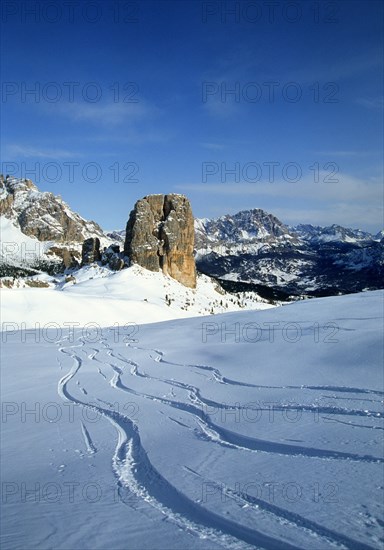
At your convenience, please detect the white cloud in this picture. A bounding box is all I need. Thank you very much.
[6,145,81,159]
[271,204,383,230]
[313,150,379,158]
[202,97,240,118]
[175,172,383,230]
[177,172,381,202]
[56,100,157,126]
[36,98,166,144]
[200,142,226,150]
[355,97,384,110]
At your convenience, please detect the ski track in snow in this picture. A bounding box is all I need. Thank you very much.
[57,341,284,550]
[182,467,377,550]
[55,334,383,550]
[80,421,97,455]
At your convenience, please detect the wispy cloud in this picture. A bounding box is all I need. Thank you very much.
[355,97,384,110]
[175,172,383,230]
[279,52,383,85]
[37,99,167,144]
[313,150,380,157]
[202,96,240,118]
[271,204,383,231]
[177,173,381,202]
[200,142,226,150]
[6,145,81,159]
[55,100,158,127]
[85,127,173,145]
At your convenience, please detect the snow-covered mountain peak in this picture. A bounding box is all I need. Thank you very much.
[0,174,105,243]
[292,223,374,244]
[195,209,383,296]
[195,208,298,257]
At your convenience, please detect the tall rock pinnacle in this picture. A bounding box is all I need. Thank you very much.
[124,194,196,288]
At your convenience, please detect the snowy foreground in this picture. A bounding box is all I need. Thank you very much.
[0,263,273,326]
[1,290,383,549]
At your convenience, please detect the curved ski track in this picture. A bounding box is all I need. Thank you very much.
[55,333,382,550]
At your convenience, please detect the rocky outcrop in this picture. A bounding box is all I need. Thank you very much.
[124,194,196,288]
[81,240,125,271]
[81,237,101,265]
[46,247,80,270]
[0,175,105,242]
[101,245,124,271]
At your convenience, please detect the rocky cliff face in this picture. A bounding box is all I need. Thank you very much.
[0,175,116,274]
[81,237,101,266]
[124,194,196,288]
[0,175,104,242]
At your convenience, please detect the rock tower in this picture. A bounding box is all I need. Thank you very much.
[124,194,196,288]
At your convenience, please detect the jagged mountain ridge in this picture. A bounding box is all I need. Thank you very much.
[195,210,384,296]
[292,223,377,244]
[195,209,299,258]
[0,175,105,242]
[0,176,115,274]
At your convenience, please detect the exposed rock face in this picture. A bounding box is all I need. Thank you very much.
[81,241,125,271]
[0,175,105,242]
[81,237,101,265]
[46,247,80,270]
[124,194,196,288]
[101,245,124,271]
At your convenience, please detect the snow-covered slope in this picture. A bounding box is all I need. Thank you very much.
[1,263,273,326]
[1,290,383,549]
[0,216,50,263]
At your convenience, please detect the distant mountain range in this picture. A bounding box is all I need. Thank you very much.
[1,175,383,298]
[195,210,384,298]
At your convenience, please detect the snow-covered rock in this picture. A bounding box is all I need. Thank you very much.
[0,176,116,275]
[293,223,374,244]
[0,175,105,242]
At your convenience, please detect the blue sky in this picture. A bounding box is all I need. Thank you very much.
[1,0,383,232]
